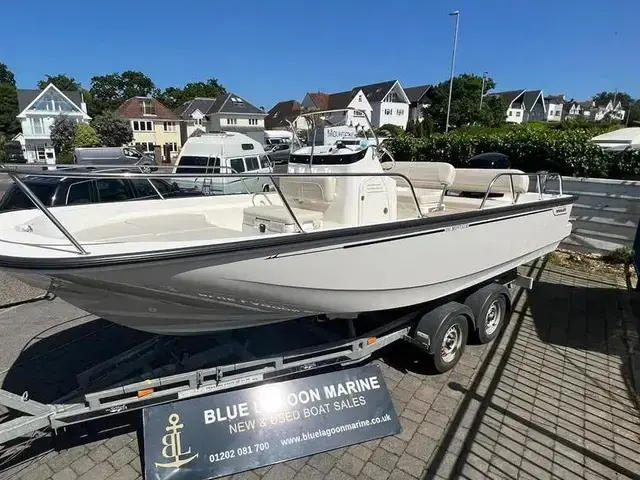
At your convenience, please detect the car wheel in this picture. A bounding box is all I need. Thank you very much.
[140,165,152,174]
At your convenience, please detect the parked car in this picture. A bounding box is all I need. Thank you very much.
[268,143,291,165]
[2,141,26,164]
[73,147,157,172]
[0,176,202,212]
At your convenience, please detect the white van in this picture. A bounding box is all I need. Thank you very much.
[172,132,273,194]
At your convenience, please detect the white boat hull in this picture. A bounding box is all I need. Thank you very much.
[12,203,573,334]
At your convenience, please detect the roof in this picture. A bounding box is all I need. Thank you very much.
[265,100,303,128]
[118,97,180,120]
[174,98,218,118]
[307,92,329,110]
[17,88,83,111]
[487,90,525,106]
[208,93,266,116]
[352,80,397,102]
[522,90,544,111]
[327,90,357,109]
[403,84,432,103]
[545,95,565,104]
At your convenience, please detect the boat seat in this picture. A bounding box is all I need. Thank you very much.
[452,168,529,195]
[397,187,445,212]
[279,176,337,211]
[392,162,455,213]
[242,205,323,234]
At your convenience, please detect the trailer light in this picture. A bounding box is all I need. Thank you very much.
[367,337,377,345]
[138,388,154,398]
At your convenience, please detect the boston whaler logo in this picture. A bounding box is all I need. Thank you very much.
[155,413,199,469]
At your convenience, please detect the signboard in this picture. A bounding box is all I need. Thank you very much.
[143,364,400,480]
[309,125,357,145]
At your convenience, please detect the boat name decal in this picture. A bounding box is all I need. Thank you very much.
[553,206,567,216]
[444,223,469,232]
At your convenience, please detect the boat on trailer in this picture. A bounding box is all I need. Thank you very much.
[0,108,576,335]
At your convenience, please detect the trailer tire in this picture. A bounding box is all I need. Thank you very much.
[465,285,509,344]
[430,314,468,373]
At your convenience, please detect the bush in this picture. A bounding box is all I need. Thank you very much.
[57,150,75,164]
[388,124,640,178]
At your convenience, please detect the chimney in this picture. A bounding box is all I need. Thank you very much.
[80,92,88,114]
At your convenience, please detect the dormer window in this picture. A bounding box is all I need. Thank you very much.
[141,99,156,116]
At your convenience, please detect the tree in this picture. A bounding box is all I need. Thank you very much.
[627,100,640,126]
[422,73,505,132]
[0,84,20,135]
[376,124,404,137]
[89,71,158,115]
[0,63,16,87]
[37,74,82,91]
[92,112,133,146]
[592,91,632,109]
[74,123,100,147]
[50,116,77,154]
[159,78,227,109]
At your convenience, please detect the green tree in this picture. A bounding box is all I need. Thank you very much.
[159,78,227,109]
[422,73,505,132]
[89,71,158,115]
[592,91,633,108]
[50,116,77,154]
[74,122,100,147]
[92,112,133,146]
[37,74,82,91]
[0,84,20,135]
[0,63,16,87]
[376,124,404,137]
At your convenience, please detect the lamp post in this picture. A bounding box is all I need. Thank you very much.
[445,10,460,134]
[480,71,488,108]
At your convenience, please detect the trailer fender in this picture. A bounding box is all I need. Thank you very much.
[411,302,474,354]
[464,283,511,330]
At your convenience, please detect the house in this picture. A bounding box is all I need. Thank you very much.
[301,89,374,131]
[118,96,181,163]
[174,93,267,144]
[352,80,410,129]
[565,99,626,122]
[565,100,594,118]
[488,90,546,124]
[403,84,432,123]
[545,95,565,122]
[16,83,90,163]
[265,100,307,131]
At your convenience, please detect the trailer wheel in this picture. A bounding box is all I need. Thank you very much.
[465,285,509,344]
[430,314,468,373]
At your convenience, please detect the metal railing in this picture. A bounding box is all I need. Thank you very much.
[479,171,564,209]
[0,165,425,256]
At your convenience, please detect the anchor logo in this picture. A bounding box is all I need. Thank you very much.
[155,413,199,469]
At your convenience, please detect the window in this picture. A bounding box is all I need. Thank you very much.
[141,99,156,115]
[396,109,404,115]
[66,181,94,205]
[259,154,271,169]
[176,156,219,174]
[3,183,56,210]
[245,156,259,171]
[166,142,178,152]
[130,179,158,199]
[132,121,153,131]
[95,179,133,203]
[508,111,513,116]
[555,110,561,116]
[516,111,521,117]
[549,110,554,116]
[194,118,202,126]
[229,158,245,173]
[30,90,77,113]
[163,121,176,132]
[249,118,259,126]
[30,118,45,135]
[384,109,392,115]
[358,94,363,102]
[354,110,364,116]
[135,142,154,153]
[226,118,237,125]
[241,143,255,151]
[151,179,172,195]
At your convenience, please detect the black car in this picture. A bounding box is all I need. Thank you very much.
[0,176,203,212]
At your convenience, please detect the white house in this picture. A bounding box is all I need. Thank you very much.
[175,93,267,144]
[354,80,410,129]
[16,83,90,163]
[545,95,565,122]
[565,99,626,122]
[489,90,546,124]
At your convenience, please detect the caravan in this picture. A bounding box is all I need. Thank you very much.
[172,132,273,194]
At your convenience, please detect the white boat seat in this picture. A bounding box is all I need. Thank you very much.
[242,205,323,234]
[452,168,529,195]
[392,162,456,190]
[397,187,444,211]
[279,176,337,210]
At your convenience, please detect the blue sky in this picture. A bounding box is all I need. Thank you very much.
[2,0,638,108]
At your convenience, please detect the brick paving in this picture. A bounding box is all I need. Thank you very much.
[1,259,639,480]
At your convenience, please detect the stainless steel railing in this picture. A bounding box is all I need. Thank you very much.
[0,164,425,255]
[479,171,564,209]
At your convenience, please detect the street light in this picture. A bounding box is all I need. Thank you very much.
[445,10,460,134]
[479,71,488,109]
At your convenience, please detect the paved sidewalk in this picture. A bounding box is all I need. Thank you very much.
[1,260,639,480]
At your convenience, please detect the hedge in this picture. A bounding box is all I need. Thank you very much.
[388,126,640,179]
